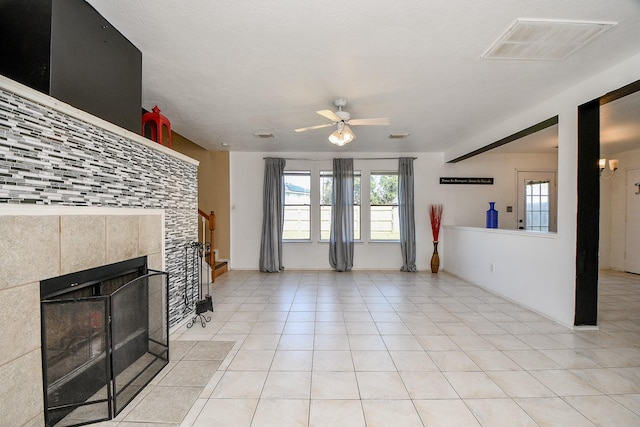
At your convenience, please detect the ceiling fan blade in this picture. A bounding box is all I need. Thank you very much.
[348,117,391,126]
[294,123,334,132]
[316,109,341,122]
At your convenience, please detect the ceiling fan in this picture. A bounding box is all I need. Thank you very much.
[294,98,390,146]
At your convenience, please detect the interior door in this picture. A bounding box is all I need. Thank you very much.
[624,168,640,274]
[516,171,557,232]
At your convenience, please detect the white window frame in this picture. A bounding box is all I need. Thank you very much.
[369,171,399,242]
[283,171,311,241]
[319,170,361,241]
[516,170,557,233]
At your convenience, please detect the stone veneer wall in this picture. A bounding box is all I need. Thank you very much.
[0,76,199,426]
[0,84,198,326]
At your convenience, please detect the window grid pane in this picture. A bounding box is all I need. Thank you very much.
[525,180,549,232]
[370,206,399,240]
[320,171,360,240]
[284,172,311,240]
[370,173,399,240]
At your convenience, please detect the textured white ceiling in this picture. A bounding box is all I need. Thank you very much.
[601,91,640,155]
[86,0,640,154]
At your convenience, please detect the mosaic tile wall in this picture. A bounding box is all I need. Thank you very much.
[0,88,198,327]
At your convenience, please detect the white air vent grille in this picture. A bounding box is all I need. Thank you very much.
[389,133,410,139]
[482,19,616,61]
[253,133,274,138]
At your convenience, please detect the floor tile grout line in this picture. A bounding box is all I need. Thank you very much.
[168,269,640,426]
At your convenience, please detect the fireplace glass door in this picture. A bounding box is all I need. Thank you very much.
[111,271,169,416]
[41,297,111,426]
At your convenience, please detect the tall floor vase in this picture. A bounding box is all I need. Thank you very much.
[431,241,440,273]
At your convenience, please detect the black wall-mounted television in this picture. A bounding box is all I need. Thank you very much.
[0,0,142,134]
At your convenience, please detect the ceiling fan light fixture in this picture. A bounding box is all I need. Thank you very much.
[295,98,388,145]
[329,134,346,146]
[328,124,355,146]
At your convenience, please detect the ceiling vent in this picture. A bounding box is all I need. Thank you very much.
[389,133,410,139]
[253,133,274,138]
[482,19,616,61]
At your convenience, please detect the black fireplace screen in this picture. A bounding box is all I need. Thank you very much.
[41,267,169,427]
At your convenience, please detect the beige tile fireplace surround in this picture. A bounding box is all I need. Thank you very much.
[0,206,164,426]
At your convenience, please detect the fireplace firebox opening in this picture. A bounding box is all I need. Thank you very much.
[40,257,169,427]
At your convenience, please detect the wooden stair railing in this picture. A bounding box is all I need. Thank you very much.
[198,209,228,282]
[198,209,216,283]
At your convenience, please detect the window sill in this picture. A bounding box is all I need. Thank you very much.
[285,240,367,244]
[317,240,364,244]
[283,239,399,244]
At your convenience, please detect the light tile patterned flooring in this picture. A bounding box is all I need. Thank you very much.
[100,269,640,427]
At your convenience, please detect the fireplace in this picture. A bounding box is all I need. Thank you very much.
[40,257,169,427]
[1,75,197,426]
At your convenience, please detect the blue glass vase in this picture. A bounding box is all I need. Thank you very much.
[486,202,498,228]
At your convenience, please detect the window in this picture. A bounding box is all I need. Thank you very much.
[283,171,311,240]
[525,180,550,232]
[516,171,556,232]
[370,172,399,240]
[320,171,361,240]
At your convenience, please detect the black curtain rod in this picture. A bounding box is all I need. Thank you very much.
[263,157,418,161]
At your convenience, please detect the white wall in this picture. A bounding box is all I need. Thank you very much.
[230,153,437,270]
[442,152,557,229]
[230,151,557,271]
[443,226,573,325]
[600,147,640,270]
[229,51,640,326]
[441,51,640,326]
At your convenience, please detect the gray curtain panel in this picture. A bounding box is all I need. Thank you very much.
[259,157,286,272]
[399,157,417,272]
[329,158,354,272]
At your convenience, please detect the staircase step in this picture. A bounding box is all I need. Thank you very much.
[214,261,228,278]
